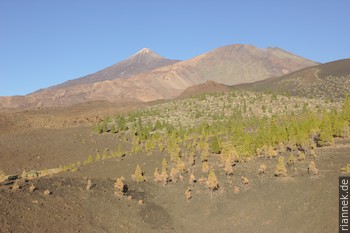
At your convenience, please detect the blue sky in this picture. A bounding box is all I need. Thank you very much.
[0,0,349,96]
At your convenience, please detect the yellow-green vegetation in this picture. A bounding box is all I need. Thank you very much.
[162,157,168,172]
[298,151,306,161]
[309,149,317,158]
[201,162,209,174]
[15,91,348,186]
[287,153,296,166]
[274,156,287,177]
[55,92,349,188]
[84,155,94,165]
[91,93,349,165]
[0,170,7,182]
[206,169,219,198]
[201,143,209,162]
[340,164,350,174]
[132,164,146,183]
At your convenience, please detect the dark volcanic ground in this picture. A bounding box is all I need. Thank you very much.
[1,122,349,233]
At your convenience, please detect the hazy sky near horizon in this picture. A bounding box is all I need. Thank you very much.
[0,0,349,96]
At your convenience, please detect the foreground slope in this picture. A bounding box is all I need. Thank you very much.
[1,90,349,233]
[237,58,350,99]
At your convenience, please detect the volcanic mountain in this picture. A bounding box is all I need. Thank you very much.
[185,44,318,85]
[49,48,180,89]
[0,44,319,109]
[236,58,350,99]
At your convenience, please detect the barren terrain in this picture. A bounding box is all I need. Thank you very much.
[1,91,349,232]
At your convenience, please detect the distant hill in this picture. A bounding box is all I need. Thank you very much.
[177,81,231,99]
[186,44,318,85]
[236,59,350,100]
[0,44,319,109]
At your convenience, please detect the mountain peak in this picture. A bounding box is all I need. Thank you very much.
[136,48,152,55]
[132,48,161,58]
[127,48,167,64]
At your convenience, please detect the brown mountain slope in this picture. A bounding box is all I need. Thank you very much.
[48,48,180,90]
[236,58,350,99]
[177,80,231,99]
[0,44,318,109]
[0,63,203,109]
[186,44,318,85]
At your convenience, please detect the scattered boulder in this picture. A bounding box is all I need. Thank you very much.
[44,189,51,195]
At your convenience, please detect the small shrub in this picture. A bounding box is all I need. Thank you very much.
[188,170,196,185]
[185,187,192,203]
[154,168,168,184]
[308,161,319,175]
[287,154,296,166]
[95,153,101,161]
[241,176,250,186]
[162,157,168,172]
[132,165,146,183]
[169,167,180,183]
[44,189,51,195]
[86,179,93,191]
[29,183,36,193]
[114,176,127,197]
[258,164,267,175]
[12,180,20,191]
[309,149,317,158]
[201,162,209,174]
[188,153,195,166]
[210,137,221,154]
[0,170,7,182]
[176,158,186,172]
[224,158,234,176]
[340,164,350,174]
[206,169,219,198]
[267,147,277,158]
[274,157,287,177]
[298,151,305,161]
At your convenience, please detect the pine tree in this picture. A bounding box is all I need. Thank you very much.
[211,136,221,154]
[318,112,334,146]
[162,157,168,173]
[132,164,145,183]
[274,156,287,177]
[206,169,219,198]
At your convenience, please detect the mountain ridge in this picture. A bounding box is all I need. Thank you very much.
[0,44,321,109]
[48,48,180,90]
[235,58,350,100]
